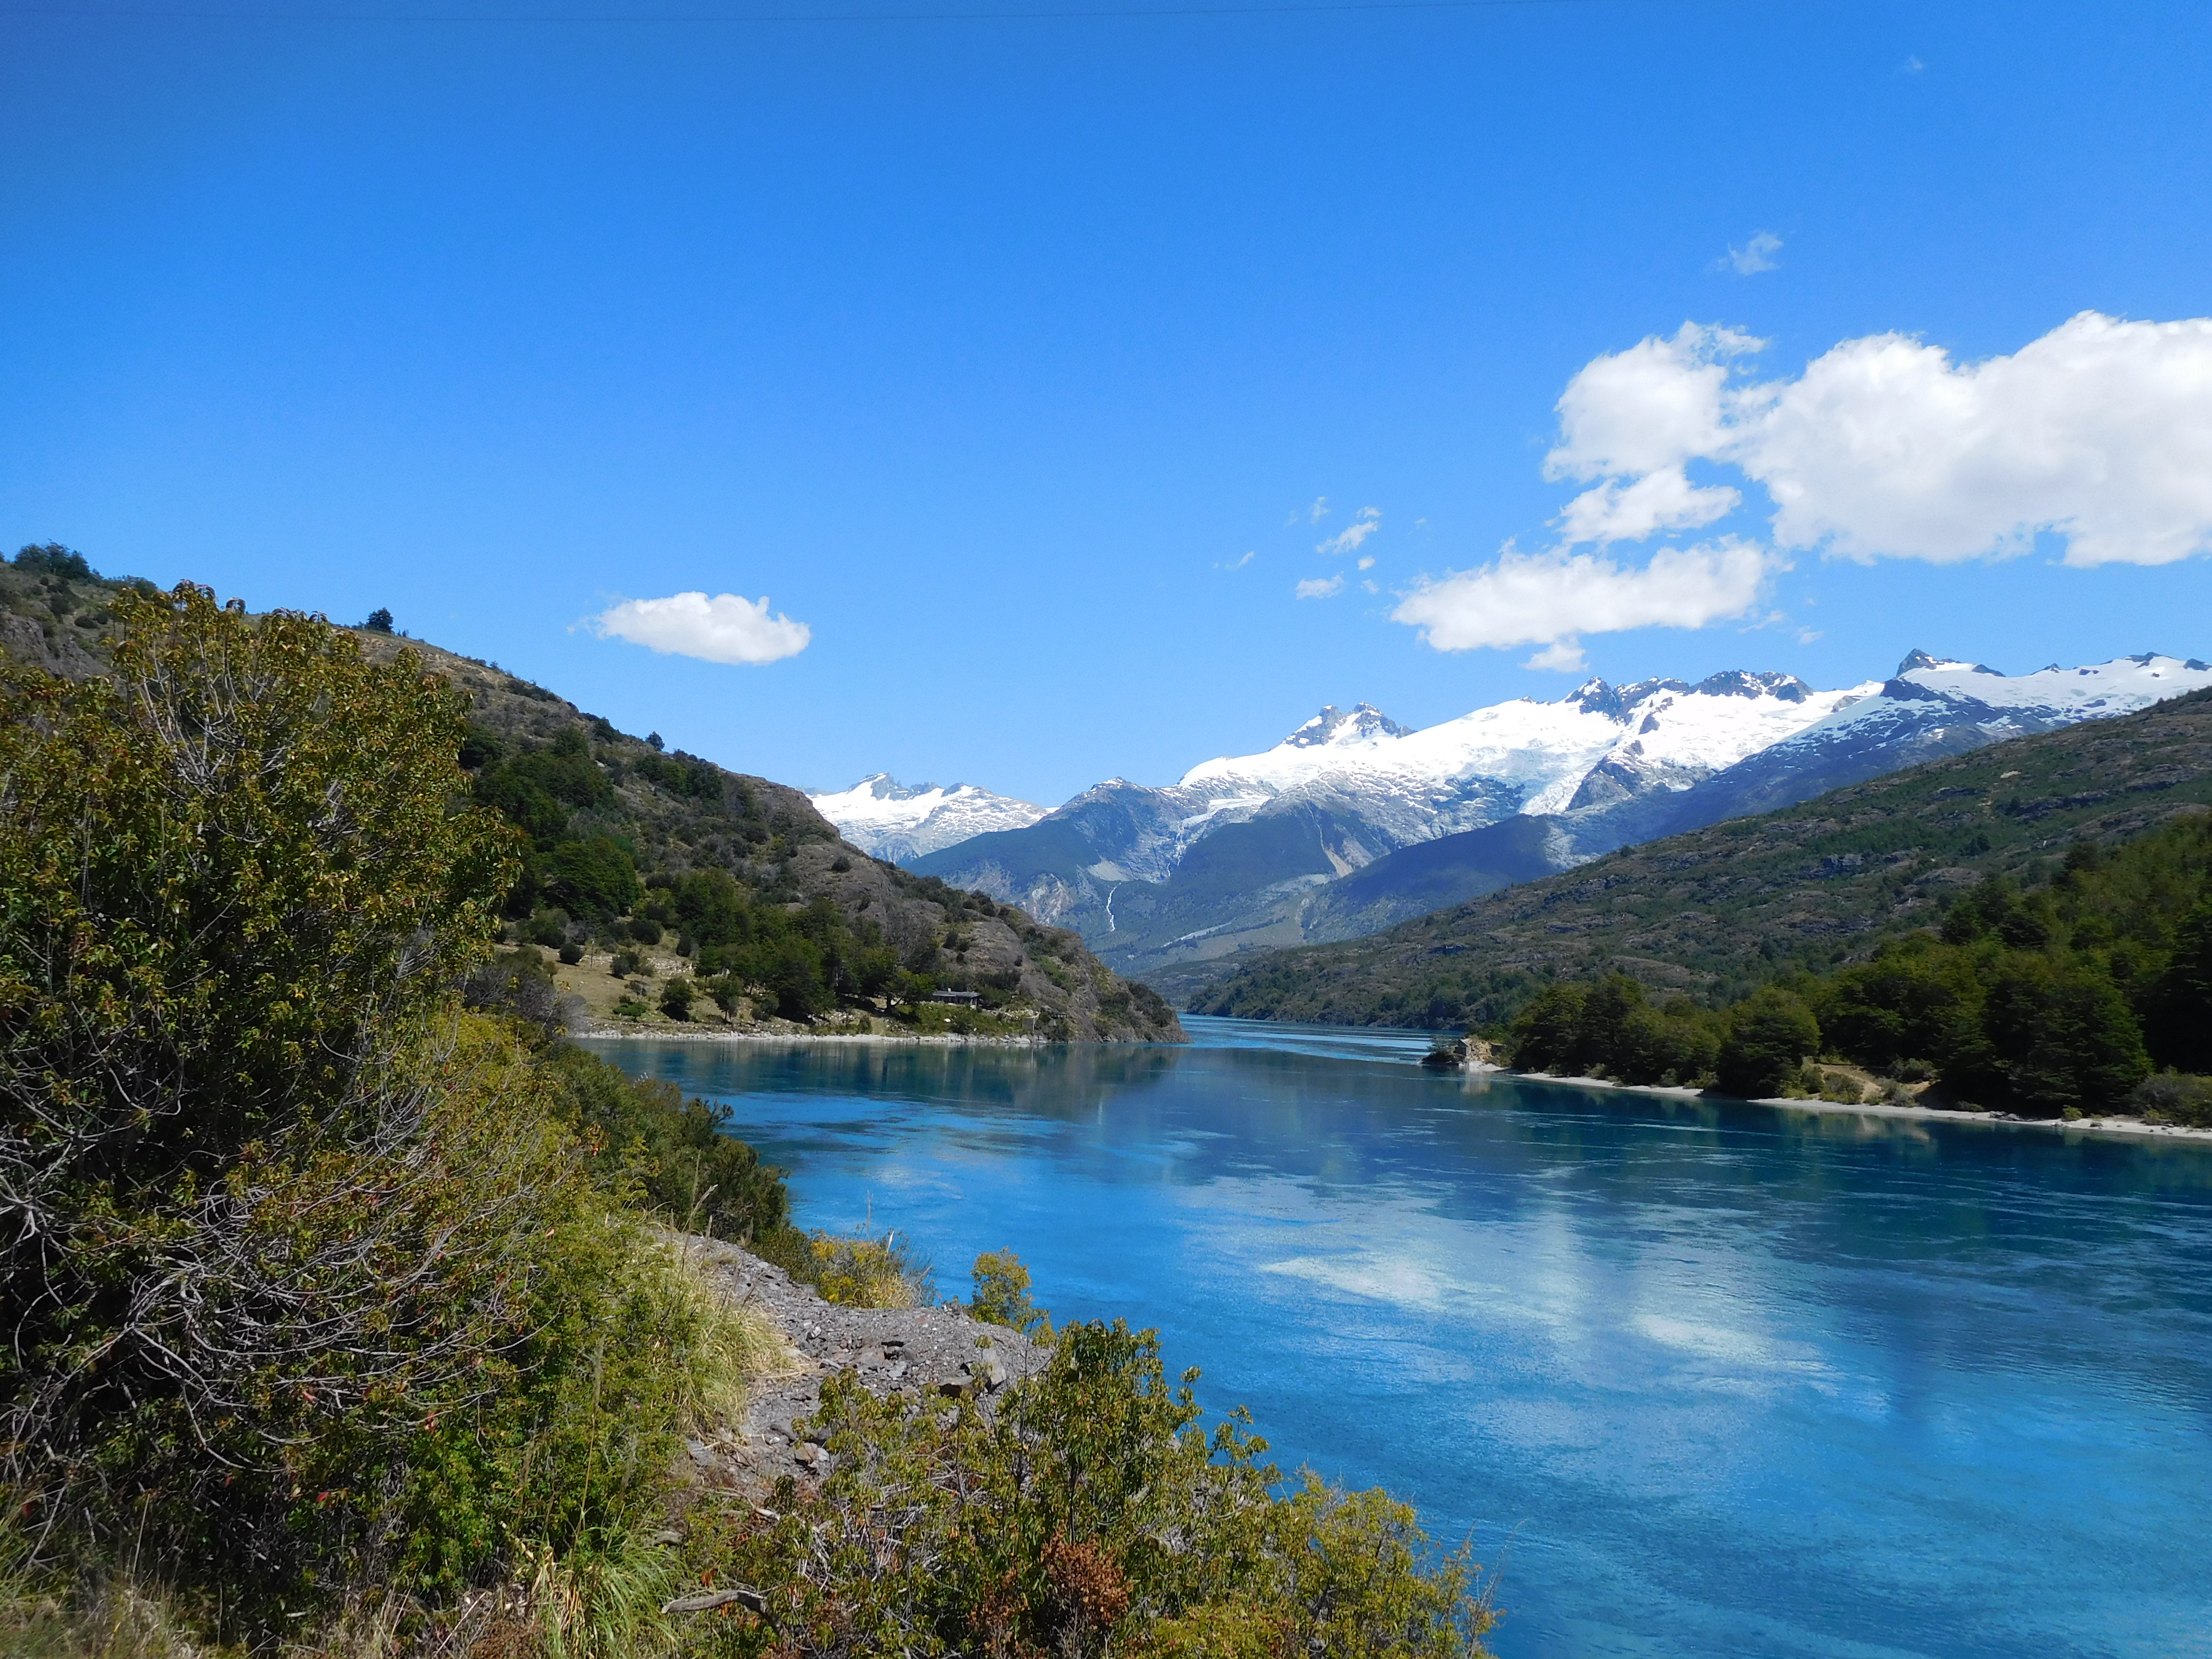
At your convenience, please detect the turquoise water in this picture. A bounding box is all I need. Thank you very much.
[582,1019,2212,1659]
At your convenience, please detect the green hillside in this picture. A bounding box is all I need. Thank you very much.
[1191,683,2212,1031]
[0,549,1180,1043]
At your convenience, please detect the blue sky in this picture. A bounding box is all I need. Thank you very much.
[6,0,2212,805]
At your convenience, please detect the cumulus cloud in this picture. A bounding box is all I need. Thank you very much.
[590,591,812,665]
[1523,639,1589,672]
[1545,322,1764,482]
[1217,550,1256,570]
[1296,574,1346,600]
[1723,231,1782,275]
[1390,540,1770,652]
[1550,310,2212,565]
[1357,554,1375,570]
[1553,465,1741,546]
[1319,505,1382,556]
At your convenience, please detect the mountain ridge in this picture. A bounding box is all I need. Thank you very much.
[1185,682,2212,1030]
[904,649,2212,984]
[0,553,1180,1044]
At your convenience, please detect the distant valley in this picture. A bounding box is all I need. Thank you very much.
[812,650,2212,990]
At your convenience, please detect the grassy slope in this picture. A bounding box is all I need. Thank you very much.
[1189,685,2212,1030]
[0,560,1181,1043]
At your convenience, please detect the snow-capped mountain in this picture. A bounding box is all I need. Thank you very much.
[1178,671,1871,841]
[907,649,2212,985]
[809,774,1046,865]
[1624,650,2212,839]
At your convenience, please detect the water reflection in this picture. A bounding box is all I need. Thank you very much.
[584,1022,2212,1659]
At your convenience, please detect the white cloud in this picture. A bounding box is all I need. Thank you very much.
[1391,540,1771,651]
[1309,495,1331,522]
[1357,554,1375,570]
[1901,54,1924,72]
[1545,322,1764,482]
[1217,550,1256,570]
[1523,639,1588,672]
[1553,465,1741,546]
[1319,505,1382,556]
[1296,574,1346,600]
[589,590,812,665]
[1723,231,1783,276]
[1550,311,2212,566]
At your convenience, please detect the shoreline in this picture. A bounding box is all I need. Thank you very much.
[1479,1067,2212,1146]
[573,1024,1046,1048]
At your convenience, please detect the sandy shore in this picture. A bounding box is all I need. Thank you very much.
[1466,1068,2212,1146]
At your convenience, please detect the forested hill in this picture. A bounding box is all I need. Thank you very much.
[1190,682,2212,1030]
[0,550,1181,1043]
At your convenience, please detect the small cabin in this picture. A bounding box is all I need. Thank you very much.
[928,988,983,1005]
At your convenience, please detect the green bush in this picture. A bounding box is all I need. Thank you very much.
[541,1046,790,1241]
[2128,1071,2212,1128]
[972,1248,1049,1336]
[679,1320,1492,1657]
[0,588,735,1629]
[755,1222,935,1309]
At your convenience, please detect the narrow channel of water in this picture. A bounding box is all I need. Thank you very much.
[583,1020,2212,1659]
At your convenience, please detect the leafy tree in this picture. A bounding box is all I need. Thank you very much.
[540,833,640,919]
[1815,944,1981,1075]
[0,586,713,1615]
[1507,982,1587,1072]
[2147,895,2212,1071]
[1716,988,1820,1098]
[1505,974,1718,1085]
[12,541,94,580]
[361,605,395,633]
[1977,954,2149,1114]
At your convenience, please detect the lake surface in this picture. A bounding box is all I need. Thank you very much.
[583,1020,2212,1659]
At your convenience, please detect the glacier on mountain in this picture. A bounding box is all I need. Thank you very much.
[809,774,1046,865]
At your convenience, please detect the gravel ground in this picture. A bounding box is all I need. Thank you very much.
[664,1234,1046,1500]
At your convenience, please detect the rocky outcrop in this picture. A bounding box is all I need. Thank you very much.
[667,1235,1045,1501]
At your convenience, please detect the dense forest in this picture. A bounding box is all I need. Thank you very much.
[0,575,1486,1658]
[1493,807,2212,1120]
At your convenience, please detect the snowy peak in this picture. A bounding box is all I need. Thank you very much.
[1896,647,1994,676]
[808,775,1046,865]
[1285,703,1408,747]
[1745,653,2212,781]
[1889,651,2211,716]
[840,771,940,803]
